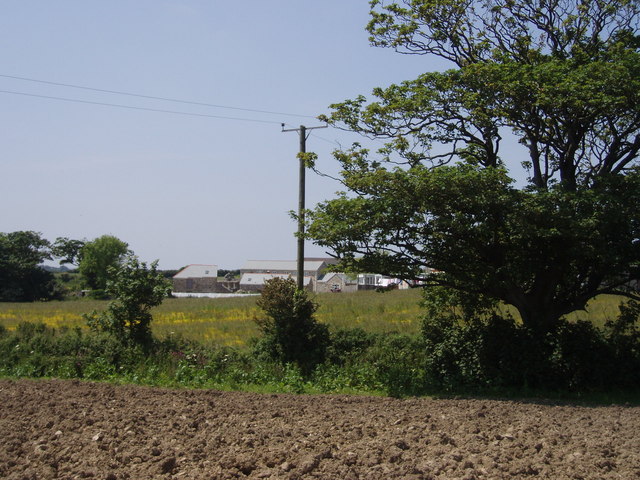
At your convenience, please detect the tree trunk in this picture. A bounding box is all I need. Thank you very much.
[510,296,563,335]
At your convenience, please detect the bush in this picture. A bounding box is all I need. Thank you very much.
[366,333,426,397]
[422,315,484,390]
[420,296,640,393]
[253,277,330,375]
[0,321,139,379]
[84,255,170,347]
[311,362,381,393]
[1,296,637,397]
[325,327,377,366]
[602,300,640,388]
[548,320,612,390]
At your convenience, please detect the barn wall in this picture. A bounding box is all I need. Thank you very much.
[172,277,239,293]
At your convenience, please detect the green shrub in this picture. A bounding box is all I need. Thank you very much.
[366,333,426,397]
[253,277,330,375]
[602,300,640,388]
[84,255,170,347]
[312,362,382,393]
[15,321,48,339]
[84,357,117,380]
[1,297,637,397]
[548,320,612,390]
[420,298,640,393]
[325,327,377,366]
[0,321,148,381]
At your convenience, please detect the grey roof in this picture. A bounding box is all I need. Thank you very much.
[318,272,357,284]
[173,264,218,279]
[240,273,312,286]
[241,259,328,272]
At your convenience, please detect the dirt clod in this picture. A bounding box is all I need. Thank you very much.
[159,457,176,474]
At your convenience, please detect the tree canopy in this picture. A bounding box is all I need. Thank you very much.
[51,237,85,266]
[0,231,58,301]
[78,235,130,292]
[309,0,640,332]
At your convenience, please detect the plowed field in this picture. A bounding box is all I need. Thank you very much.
[1,379,638,479]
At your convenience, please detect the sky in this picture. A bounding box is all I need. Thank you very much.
[1,1,450,270]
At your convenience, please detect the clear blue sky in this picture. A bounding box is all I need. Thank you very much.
[1,1,449,269]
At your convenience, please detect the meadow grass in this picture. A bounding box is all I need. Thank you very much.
[567,294,626,328]
[0,290,625,348]
[0,289,425,348]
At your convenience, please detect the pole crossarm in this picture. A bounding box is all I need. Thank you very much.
[281,124,328,134]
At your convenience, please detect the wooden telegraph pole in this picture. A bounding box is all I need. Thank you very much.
[282,123,327,290]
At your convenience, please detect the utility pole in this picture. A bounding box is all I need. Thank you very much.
[282,123,327,290]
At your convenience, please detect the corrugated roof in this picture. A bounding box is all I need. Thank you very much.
[240,273,312,286]
[173,264,218,279]
[241,259,327,272]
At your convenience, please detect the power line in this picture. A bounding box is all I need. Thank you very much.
[0,89,285,124]
[310,132,342,147]
[0,73,317,119]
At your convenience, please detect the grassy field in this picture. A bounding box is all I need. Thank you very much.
[0,289,625,348]
[0,289,424,348]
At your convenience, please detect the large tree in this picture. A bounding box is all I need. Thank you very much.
[78,235,130,291]
[51,237,85,266]
[308,0,640,332]
[0,231,57,301]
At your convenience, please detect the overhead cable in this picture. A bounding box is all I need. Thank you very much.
[0,73,317,119]
[0,89,284,124]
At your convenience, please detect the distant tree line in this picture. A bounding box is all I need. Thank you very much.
[0,231,131,301]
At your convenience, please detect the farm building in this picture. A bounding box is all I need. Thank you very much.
[238,258,410,293]
[316,272,358,293]
[356,273,411,290]
[172,264,239,295]
[239,258,337,292]
[239,272,313,291]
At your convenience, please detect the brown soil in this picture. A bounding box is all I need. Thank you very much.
[1,379,638,480]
